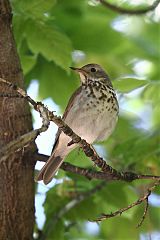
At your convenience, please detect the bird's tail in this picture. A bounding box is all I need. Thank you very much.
[35,155,63,185]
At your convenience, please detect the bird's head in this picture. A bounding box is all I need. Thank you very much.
[70,63,111,86]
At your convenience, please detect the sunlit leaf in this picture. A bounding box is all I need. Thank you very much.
[18,39,37,74]
[26,56,78,109]
[25,20,72,71]
[11,0,56,19]
[142,81,160,104]
[113,78,148,93]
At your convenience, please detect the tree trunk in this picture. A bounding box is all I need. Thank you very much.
[0,1,36,239]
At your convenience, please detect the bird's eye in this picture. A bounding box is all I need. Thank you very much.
[90,67,96,72]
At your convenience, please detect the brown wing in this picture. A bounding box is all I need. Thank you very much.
[51,86,82,153]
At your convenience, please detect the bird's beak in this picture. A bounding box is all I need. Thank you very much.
[70,67,82,72]
[70,67,87,83]
[70,66,86,75]
[70,66,78,70]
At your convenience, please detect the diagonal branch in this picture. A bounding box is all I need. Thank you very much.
[99,0,160,15]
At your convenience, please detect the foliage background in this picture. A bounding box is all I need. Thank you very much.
[11,0,160,239]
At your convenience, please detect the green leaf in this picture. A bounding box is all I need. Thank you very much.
[101,217,139,240]
[110,130,160,174]
[26,56,78,109]
[153,105,160,128]
[21,55,37,75]
[25,20,72,71]
[142,81,160,104]
[113,78,148,93]
[19,39,37,75]
[51,0,123,54]
[12,15,27,49]
[25,0,56,19]
[66,195,99,221]
[96,182,128,210]
[11,0,56,19]
[149,206,160,229]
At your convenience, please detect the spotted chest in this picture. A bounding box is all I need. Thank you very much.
[82,80,119,115]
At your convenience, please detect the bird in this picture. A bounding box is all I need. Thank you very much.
[36,63,119,184]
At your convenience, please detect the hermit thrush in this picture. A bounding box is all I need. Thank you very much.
[36,63,119,184]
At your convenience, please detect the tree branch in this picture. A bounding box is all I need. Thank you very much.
[91,181,160,225]
[99,0,160,15]
[36,153,160,182]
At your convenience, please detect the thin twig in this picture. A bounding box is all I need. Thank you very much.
[99,0,160,15]
[91,181,160,223]
[136,198,149,228]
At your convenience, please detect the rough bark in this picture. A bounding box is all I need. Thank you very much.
[0,1,36,239]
